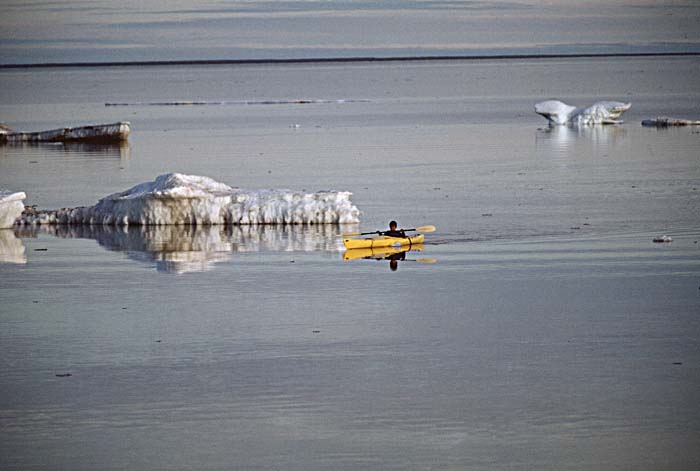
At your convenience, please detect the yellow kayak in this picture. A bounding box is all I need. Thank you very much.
[342,233,424,250]
[343,244,424,261]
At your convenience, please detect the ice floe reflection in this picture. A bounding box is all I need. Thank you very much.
[535,124,627,156]
[0,230,26,264]
[14,224,349,273]
[0,141,130,161]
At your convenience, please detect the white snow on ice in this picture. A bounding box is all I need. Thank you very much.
[535,100,632,125]
[0,190,26,229]
[17,173,360,226]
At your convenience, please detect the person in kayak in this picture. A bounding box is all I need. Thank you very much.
[382,220,406,238]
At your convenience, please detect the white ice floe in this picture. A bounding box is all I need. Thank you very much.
[535,100,631,125]
[18,173,360,226]
[0,190,26,228]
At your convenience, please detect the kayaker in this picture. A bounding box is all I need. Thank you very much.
[382,220,406,238]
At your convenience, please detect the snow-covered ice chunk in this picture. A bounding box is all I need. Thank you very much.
[17,173,360,226]
[535,100,631,125]
[0,190,26,228]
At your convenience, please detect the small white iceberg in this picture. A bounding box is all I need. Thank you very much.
[17,173,360,226]
[0,190,26,228]
[535,100,631,125]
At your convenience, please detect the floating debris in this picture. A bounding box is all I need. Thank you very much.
[653,235,673,243]
[642,117,700,127]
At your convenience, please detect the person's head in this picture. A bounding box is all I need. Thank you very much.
[389,220,398,230]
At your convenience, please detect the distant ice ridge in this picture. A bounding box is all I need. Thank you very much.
[0,190,26,228]
[18,173,360,226]
[535,100,631,125]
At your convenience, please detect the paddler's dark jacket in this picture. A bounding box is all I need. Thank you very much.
[382,230,406,238]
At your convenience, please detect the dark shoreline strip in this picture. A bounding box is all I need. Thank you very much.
[1,52,698,69]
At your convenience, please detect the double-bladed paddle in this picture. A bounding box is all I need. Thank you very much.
[342,225,436,238]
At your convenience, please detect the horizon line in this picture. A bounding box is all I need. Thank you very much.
[1,52,699,69]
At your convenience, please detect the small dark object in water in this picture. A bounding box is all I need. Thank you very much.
[312,330,321,334]
[481,213,493,217]
[642,117,700,127]
[34,248,47,251]
[55,373,72,377]
[673,362,683,366]
[653,235,673,243]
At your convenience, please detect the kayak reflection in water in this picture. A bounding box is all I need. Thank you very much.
[342,243,434,269]
[383,220,406,238]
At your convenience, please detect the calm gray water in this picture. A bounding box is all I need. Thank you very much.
[1,57,699,470]
[1,0,699,64]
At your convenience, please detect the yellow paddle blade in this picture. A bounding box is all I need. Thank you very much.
[414,225,436,233]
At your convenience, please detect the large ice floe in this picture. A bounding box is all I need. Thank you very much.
[17,173,360,226]
[1,190,26,229]
[535,100,631,125]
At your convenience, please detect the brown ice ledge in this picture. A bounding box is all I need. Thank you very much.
[0,122,130,144]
